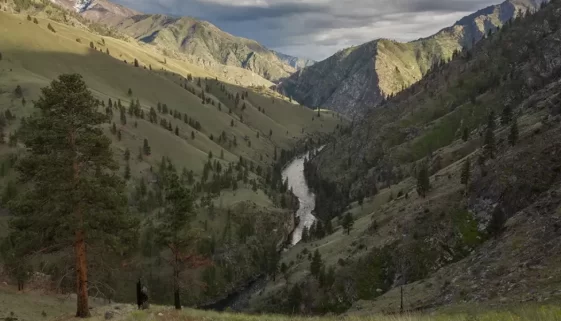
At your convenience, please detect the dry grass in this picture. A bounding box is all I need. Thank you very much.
[116,305,561,321]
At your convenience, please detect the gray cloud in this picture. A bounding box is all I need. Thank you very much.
[112,0,503,60]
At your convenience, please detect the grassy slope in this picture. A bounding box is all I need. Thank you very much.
[0,10,344,306]
[116,15,295,83]
[0,11,341,179]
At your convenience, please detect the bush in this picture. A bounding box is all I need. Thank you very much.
[47,23,56,33]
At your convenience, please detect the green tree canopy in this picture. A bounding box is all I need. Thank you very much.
[9,74,137,318]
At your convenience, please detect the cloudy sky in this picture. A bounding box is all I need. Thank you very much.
[112,0,499,61]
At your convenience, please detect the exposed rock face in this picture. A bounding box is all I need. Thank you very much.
[279,0,547,116]
[279,41,381,117]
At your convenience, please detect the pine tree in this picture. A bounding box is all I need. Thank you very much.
[47,23,56,33]
[460,157,470,186]
[462,127,469,142]
[14,85,23,98]
[120,107,127,125]
[138,146,143,161]
[501,106,512,125]
[341,212,354,235]
[89,41,94,49]
[191,131,195,140]
[175,126,179,136]
[483,127,495,159]
[487,111,496,131]
[33,18,38,24]
[301,226,309,242]
[143,139,151,156]
[310,249,323,278]
[138,178,147,197]
[127,88,133,96]
[124,148,130,161]
[124,162,131,180]
[154,172,198,309]
[416,164,430,198]
[8,74,136,318]
[134,59,139,67]
[117,130,122,141]
[288,284,302,313]
[508,120,519,146]
[111,123,117,135]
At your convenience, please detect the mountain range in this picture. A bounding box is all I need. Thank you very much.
[278,0,547,116]
[48,0,309,82]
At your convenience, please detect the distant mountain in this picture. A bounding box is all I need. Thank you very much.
[115,14,296,82]
[272,51,315,70]
[279,0,547,116]
[49,0,297,82]
[50,0,139,26]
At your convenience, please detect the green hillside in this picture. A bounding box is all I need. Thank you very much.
[0,5,344,309]
[249,0,561,315]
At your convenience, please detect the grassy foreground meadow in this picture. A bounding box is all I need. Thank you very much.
[2,286,561,321]
[68,305,561,321]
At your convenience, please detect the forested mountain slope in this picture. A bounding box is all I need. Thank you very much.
[248,0,561,314]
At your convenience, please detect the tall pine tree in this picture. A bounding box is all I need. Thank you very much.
[508,120,519,146]
[154,171,201,310]
[461,157,470,187]
[416,164,430,198]
[9,74,137,318]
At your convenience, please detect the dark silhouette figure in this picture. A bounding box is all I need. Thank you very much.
[136,279,142,309]
[136,278,149,309]
[141,285,149,309]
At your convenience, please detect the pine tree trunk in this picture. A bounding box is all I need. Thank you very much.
[173,254,181,310]
[400,286,404,314]
[174,289,181,310]
[70,129,90,318]
[75,229,90,318]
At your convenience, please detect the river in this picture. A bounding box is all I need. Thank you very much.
[282,148,321,245]
[201,147,320,311]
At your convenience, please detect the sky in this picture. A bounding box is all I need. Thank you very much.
[112,0,499,61]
